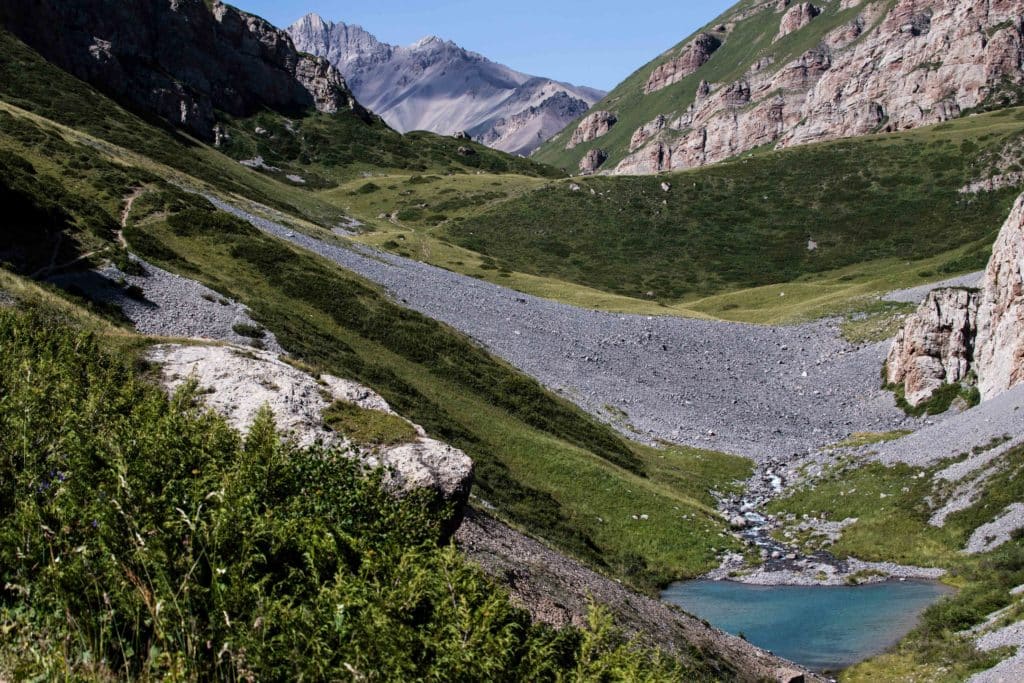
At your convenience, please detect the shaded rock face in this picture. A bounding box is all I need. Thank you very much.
[289,14,604,155]
[567,110,617,149]
[578,148,609,174]
[0,0,363,141]
[616,0,1024,175]
[887,193,1024,405]
[643,32,723,94]
[149,344,474,536]
[886,288,980,406]
[976,194,1024,400]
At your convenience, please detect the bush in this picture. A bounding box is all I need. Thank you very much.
[0,310,693,681]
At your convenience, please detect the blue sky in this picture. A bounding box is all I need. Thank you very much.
[235,1,736,91]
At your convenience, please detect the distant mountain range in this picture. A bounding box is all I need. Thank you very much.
[288,14,605,156]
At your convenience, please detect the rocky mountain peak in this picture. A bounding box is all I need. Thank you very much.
[545,0,1024,175]
[288,17,604,155]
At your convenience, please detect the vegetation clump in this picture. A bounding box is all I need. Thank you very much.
[323,400,418,447]
[0,309,697,681]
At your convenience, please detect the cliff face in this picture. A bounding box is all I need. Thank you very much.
[546,0,1024,175]
[886,288,981,406]
[888,193,1024,405]
[976,194,1024,400]
[288,14,604,155]
[0,0,364,141]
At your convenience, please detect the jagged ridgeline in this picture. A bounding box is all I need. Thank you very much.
[536,0,1024,175]
[0,0,561,186]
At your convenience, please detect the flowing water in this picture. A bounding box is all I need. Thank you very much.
[662,579,954,671]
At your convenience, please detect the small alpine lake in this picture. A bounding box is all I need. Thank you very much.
[661,579,955,672]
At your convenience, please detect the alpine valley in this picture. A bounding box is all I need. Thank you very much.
[2,0,1024,682]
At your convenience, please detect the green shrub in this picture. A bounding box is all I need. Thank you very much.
[0,310,694,681]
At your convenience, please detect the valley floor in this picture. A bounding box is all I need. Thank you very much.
[206,196,915,462]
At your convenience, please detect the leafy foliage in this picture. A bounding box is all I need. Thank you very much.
[0,309,696,681]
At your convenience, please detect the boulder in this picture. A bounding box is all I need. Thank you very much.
[148,344,474,535]
[885,288,980,406]
[976,193,1024,400]
[566,110,617,149]
[886,192,1024,405]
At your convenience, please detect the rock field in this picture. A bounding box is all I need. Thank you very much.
[208,196,915,462]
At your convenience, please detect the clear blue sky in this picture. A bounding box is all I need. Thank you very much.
[234,0,736,91]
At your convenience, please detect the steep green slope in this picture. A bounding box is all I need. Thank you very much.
[533,0,877,171]
[0,30,750,593]
[453,110,1024,303]
[0,308,708,681]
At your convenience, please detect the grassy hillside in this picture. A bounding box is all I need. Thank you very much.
[0,307,711,681]
[451,109,1024,305]
[533,0,887,171]
[0,28,753,596]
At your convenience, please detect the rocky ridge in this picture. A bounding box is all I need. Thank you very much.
[560,0,1024,175]
[288,14,604,155]
[887,193,1024,406]
[0,0,366,142]
[643,32,722,94]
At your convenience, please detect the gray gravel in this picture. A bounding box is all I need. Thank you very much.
[966,503,1024,555]
[49,258,283,353]
[873,385,1024,467]
[208,196,914,461]
[969,619,1024,683]
[882,271,984,304]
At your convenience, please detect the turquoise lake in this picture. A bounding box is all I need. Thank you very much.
[661,580,954,672]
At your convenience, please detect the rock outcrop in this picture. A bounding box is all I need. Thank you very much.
[887,193,1024,405]
[608,0,1024,175]
[288,14,604,155]
[886,288,980,406]
[0,0,365,142]
[566,110,618,149]
[976,194,1024,400]
[579,148,608,174]
[643,32,723,94]
[149,344,474,533]
[775,3,821,42]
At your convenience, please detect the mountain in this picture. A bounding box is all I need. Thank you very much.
[534,0,1024,174]
[0,0,368,142]
[288,14,606,156]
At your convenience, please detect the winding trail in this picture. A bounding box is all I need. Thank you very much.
[207,195,915,461]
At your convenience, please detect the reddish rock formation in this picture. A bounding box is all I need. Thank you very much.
[644,32,722,94]
[566,110,617,149]
[615,0,1024,175]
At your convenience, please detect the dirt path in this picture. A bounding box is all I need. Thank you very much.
[117,186,146,247]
